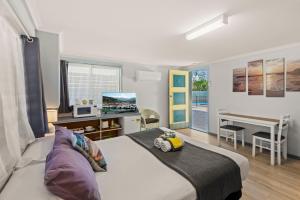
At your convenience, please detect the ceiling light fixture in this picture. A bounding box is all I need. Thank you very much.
[185,14,228,40]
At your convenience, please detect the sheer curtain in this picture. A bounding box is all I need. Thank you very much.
[0,17,35,188]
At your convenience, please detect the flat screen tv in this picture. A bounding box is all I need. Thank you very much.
[102,92,137,114]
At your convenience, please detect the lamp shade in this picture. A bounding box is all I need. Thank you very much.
[47,109,58,123]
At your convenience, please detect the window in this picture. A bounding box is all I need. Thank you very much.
[68,63,121,105]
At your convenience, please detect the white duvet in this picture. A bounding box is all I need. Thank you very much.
[0,128,249,200]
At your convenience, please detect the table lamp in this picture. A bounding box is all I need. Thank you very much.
[47,109,58,134]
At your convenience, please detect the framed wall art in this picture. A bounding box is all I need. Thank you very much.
[265,58,285,97]
[248,60,264,95]
[287,59,300,91]
[233,68,246,92]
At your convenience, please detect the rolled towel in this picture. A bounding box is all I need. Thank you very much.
[154,138,164,149]
[167,136,184,151]
[161,140,172,152]
[160,132,176,140]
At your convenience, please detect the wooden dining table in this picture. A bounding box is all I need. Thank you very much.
[217,113,280,166]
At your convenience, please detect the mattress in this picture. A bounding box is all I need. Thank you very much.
[0,128,249,200]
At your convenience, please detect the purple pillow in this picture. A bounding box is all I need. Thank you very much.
[53,126,74,149]
[45,126,101,200]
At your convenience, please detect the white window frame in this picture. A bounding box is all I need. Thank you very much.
[67,62,122,106]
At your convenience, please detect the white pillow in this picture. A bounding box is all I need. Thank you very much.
[16,136,54,169]
[149,114,155,118]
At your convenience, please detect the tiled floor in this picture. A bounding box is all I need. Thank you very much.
[192,106,208,132]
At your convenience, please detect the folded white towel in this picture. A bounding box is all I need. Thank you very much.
[154,138,163,149]
[161,140,172,152]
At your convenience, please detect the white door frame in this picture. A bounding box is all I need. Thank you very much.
[189,66,210,132]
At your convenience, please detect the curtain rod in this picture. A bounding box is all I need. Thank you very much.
[4,0,33,42]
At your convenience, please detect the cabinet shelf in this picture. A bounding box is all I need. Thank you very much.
[55,113,141,141]
[100,127,122,133]
[84,130,100,135]
[83,127,122,135]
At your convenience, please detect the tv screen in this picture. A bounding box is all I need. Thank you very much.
[102,92,137,114]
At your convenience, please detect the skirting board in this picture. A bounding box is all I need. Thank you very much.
[207,132,300,160]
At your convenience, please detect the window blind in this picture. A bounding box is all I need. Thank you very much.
[68,63,121,105]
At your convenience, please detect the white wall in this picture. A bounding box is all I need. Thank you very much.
[122,63,170,127]
[208,44,300,157]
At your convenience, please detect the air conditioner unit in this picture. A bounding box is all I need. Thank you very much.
[136,70,162,81]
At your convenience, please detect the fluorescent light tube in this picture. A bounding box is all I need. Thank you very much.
[185,14,228,40]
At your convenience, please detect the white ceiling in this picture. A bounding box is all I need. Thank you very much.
[26,0,300,66]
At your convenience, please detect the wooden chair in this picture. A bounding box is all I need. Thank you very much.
[218,109,245,150]
[252,114,290,165]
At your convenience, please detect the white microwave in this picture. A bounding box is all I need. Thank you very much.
[73,105,98,118]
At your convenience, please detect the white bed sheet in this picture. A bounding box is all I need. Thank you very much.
[95,136,196,200]
[0,128,249,200]
[0,163,61,200]
[16,136,54,168]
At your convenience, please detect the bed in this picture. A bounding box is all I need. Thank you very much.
[0,127,249,200]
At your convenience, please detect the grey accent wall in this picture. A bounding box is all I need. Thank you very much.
[36,31,60,108]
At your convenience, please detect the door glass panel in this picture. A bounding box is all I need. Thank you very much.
[191,69,209,132]
[173,110,186,122]
[173,92,185,105]
[173,75,185,87]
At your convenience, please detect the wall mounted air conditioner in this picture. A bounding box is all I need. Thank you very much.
[136,70,162,81]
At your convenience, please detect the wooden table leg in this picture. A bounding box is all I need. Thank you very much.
[270,125,275,166]
[217,117,220,146]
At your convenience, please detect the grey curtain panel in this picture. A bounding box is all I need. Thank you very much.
[21,35,48,138]
[58,60,72,113]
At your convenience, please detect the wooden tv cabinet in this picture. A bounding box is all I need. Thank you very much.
[54,113,141,141]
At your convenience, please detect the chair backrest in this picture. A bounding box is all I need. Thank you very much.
[140,108,160,119]
[278,114,290,141]
[217,109,228,114]
[217,109,229,124]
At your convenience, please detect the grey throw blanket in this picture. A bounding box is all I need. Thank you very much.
[127,128,242,200]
